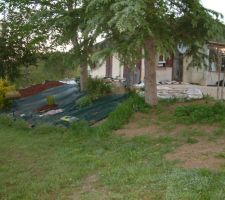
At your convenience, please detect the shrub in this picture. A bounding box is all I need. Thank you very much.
[86,78,111,100]
[46,96,55,105]
[0,79,15,109]
[76,96,93,108]
[76,78,112,108]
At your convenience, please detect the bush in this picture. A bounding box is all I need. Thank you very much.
[0,79,15,109]
[86,78,111,100]
[76,78,112,108]
[76,96,93,108]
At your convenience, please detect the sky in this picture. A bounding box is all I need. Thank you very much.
[201,0,225,22]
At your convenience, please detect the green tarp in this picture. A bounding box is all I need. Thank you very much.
[8,84,127,126]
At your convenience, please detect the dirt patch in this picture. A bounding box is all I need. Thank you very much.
[165,138,225,170]
[115,125,165,138]
[114,112,165,138]
[37,104,58,113]
[71,174,109,200]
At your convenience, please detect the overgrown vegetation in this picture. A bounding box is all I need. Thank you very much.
[174,102,225,124]
[14,58,79,88]
[1,97,225,200]
[0,79,15,109]
[76,78,112,108]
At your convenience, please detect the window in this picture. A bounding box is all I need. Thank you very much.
[158,55,166,67]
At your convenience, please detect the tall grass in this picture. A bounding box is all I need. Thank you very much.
[174,102,225,124]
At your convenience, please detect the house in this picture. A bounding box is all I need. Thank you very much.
[90,42,225,86]
[89,53,174,85]
[182,42,225,86]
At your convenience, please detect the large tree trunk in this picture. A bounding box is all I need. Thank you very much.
[144,38,158,106]
[80,65,88,91]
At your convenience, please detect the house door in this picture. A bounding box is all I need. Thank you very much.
[106,56,112,77]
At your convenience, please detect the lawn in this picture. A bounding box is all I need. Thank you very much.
[1,96,225,200]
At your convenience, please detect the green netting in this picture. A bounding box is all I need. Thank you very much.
[5,84,127,126]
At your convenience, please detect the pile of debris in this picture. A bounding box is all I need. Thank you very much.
[157,86,203,99]
[138,86,203,100]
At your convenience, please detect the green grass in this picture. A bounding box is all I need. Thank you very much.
[174,102,225,124]
[215,152,225,159]
[1,96,225,199]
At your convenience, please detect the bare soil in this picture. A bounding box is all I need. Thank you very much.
[37,104,58,113]
[165,138,225,170]
[114,104,225,170]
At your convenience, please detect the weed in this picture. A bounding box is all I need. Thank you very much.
[203,94,214,103]
[98,94,150,132]
[46,95,55,105]
[0,114,14,127]
[179,128,204,138]
[174,102,225,124]
[213,128,225,136]
[86,78,112,100]
[71,120,93,135]
[1,96,225,199]
[76,78,112,108]
[186,137,199,144]
[75,95,93,108]
[215,152,225,159]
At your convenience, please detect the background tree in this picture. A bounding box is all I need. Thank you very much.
[0,1,41,82]
[3,0,99,91]
[87,0,224,105]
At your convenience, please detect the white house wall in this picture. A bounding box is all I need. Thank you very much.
[156,68,172,82]
[182,46,213,86]
[112,55,123,78]
[90,60,107,78]
[206,72,221,85]
[90,55,173,82]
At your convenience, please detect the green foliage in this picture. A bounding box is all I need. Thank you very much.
[15,58,79,88]
[76,78,112,108]
[75,95,93,108]
[86,78,112,100]
[0,114,29,130]
[0,10,39,81]
[0,79,15,109]
[71,120,92,135]
[174,102,225,124]
[73,94,150,136]
[88,0,223,66]
[1,111,225,199]
[2,96,225,199]
[215,152,225,159]
[186,137,199,144]
[0,115,14,127]
[46,96,55,106]
[99,94,150,132]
